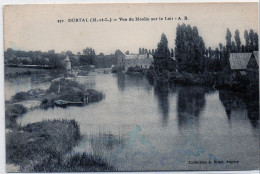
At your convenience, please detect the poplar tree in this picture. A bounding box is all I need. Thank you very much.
[153,33,171,74]
[234,29,241,52]
[225,28,232,52]
[244,30,250,52]
[175,24,206,73]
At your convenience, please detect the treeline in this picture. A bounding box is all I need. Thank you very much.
[4,49,68,69]
[4,47,116,69]
[152,23,258,75]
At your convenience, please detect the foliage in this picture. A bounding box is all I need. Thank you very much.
[244,30,250,52]
[6,104,27,118]
[225,28,232,52]
[12,89,45,102]
[175,24,206,73]
[48,78,85,94]
[79,55,95,65]
[32,152,115,172]
[234,29,241,52]
[6,119,81,171]
[127,66,144,73]
[153,33,173,75]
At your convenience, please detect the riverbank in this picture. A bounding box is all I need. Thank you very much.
[6,118,115,172]
[5,78,115,172]
[146,69,259,94]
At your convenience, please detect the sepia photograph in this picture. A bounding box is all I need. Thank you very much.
[3,2,259,173]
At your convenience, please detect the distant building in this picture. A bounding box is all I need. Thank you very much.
[125,54,153,70]
[115,50,126,70]
[115,50,153,70]
[64,55,71,70]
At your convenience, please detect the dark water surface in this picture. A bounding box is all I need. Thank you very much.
[9,72,259,171]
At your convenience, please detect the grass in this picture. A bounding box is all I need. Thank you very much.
[6,119,79,171]
[48,78,85,94]
[33,153,116,172]
[11,89,45,103]
[6,78,111,172]
[6,119,116,172]
[5,104,27,128]
[6,119,80,164]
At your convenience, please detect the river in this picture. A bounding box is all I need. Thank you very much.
[6,72,259,171]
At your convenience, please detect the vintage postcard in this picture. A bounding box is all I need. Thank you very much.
[3,2,259,173]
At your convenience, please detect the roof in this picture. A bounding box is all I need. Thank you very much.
[115,50,125,56]
[229,53,252,70]
[253,51,259,65]
[125,54,153,59]
[96,55,115,59]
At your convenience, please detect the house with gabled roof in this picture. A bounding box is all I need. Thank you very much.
[227,52,259,87]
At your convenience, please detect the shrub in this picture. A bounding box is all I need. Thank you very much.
[12,92,29,102]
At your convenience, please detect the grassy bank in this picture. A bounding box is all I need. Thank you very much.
[6,118,115,172]
[5,78,113,172]
[6,119,80,168]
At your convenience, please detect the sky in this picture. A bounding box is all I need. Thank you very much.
[4,3,259,55]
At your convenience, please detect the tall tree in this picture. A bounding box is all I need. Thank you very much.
[81,47,96,65]
[152,49,155,55]
[249,29,255,52]
[219,43,223,51]
[234,29,241,52]
[215,48,220,59]
[153,33,171,74]
[142,48,145,54]
[139,48,142,54]
[170,48,174,57]
[231,41,236,53]
[225,28,232,52]
[244,30,250,52]
[241,45,245,52]
[254,32,259,51]
[175,24,206,73]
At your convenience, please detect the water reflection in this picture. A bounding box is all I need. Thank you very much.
[177,86,206,129]
[116,73,153,93]
[117,73,126,92]
[219,90,259,129]
[154,82,170,126]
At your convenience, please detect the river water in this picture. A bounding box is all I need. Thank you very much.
[6,72,259,171]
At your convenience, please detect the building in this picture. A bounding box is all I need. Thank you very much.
[115,50,153,71]
[227,52,259,86]
[246,51,259,86]
[64,55,71,70]
[229,52,252,77]
[115,50,126,70]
